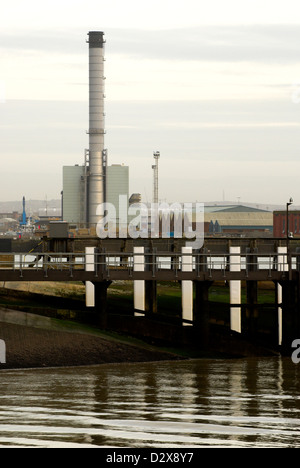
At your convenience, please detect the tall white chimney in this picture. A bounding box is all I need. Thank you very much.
[87,31,105,226]
[152,151,160,204]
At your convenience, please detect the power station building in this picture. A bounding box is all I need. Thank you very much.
[106,164,129,227]
[62,31,106,227]
[62,165,86,224]
[62,163,129,226]
[61,31,130,227]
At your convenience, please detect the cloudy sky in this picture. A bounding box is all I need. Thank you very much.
[1,0,300,206]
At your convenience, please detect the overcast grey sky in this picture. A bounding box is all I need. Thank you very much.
[1,0,300,205]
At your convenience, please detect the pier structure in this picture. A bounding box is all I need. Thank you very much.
[1,237,300,353]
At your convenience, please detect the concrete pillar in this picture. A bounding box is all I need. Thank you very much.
[194,281,211,347]
[182,247,193,326]
[246,281,258,336]
[85,247,95,307]
[94,281,108,328]
[134,247,145,316]
[144,248,157,315]
[245,247,258,336]
[277,246,288,345]
[145,281,157,314]
[230,246,241,333]
[281,280,300,353]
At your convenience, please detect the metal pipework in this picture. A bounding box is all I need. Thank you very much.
[87,31,105,226]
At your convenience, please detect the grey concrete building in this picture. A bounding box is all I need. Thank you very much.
[62,165,85,224]
[62,164,129,227]
[106,164,129,228]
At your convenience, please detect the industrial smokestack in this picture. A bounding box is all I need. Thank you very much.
[87,31,105,226]
[152,151,160,204]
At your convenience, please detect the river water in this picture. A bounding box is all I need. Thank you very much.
[0,357,300,448]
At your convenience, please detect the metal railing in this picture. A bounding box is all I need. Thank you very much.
[0,251,296,280]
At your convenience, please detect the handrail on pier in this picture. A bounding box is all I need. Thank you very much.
[0,250,297,281]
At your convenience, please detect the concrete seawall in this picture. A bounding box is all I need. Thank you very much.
[0,309,181,369]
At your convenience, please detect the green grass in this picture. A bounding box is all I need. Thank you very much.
[209,284,275,305]
[106,281,276,311]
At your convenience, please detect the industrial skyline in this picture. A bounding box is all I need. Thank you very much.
[0,0,300,206]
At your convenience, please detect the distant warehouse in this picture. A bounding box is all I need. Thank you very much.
[204,205,273,237]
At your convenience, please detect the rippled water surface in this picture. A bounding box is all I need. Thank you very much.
[0,357,300,447]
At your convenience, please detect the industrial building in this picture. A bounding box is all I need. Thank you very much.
[106,164,129,227]
[0,212,19,223]
[62,163,129,226]
[61,31,131,228]
[62,31,106,227]
[204,205,273,236]
[273,210,300,238]
[62,165,86,224]
[61,31,274,239]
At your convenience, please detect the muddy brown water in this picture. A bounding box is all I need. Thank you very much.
[0,357,299,448]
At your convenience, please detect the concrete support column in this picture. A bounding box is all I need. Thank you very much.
[145,248,157,315]
[230,246,241,333]
[93,281,108,328]
[134,247,145,316]
[194,281,211,347]
[277,246,288,345]
[145,281,157,315]
[181,247,193,326]
[245,247,258,336]
[246,281,258,336]
[281,280,299,352]
[85,247,95,307]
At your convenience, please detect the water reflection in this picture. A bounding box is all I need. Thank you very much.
[0,357,300,447]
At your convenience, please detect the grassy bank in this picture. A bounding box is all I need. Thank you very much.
[0,279,277,323]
